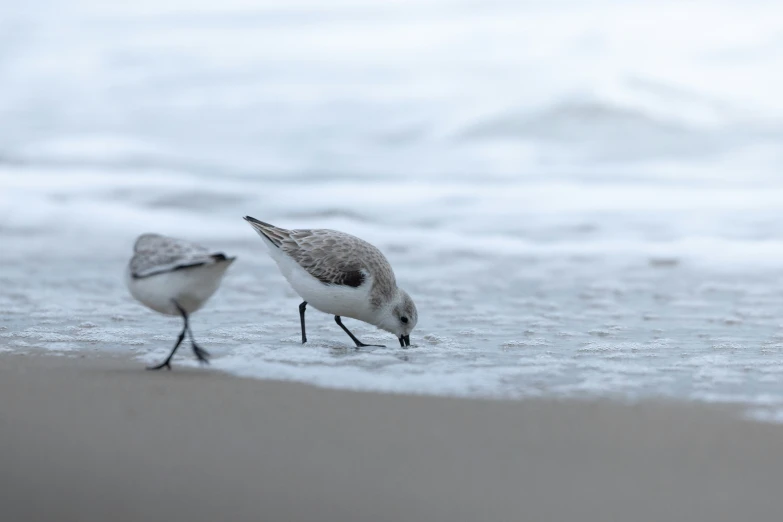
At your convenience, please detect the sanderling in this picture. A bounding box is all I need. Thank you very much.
[243,216,417,348]
[126,233,236,370]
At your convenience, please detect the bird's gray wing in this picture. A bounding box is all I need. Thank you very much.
[130,234,228,279]
[282,229,373,288]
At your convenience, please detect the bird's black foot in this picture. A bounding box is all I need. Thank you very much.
[147,360,172,371]
[354,342,386,349]
[192,343,210,364]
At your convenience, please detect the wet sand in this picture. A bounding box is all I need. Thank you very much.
[1,352,782,522]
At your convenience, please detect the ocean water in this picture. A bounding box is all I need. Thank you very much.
[3,0,783,416]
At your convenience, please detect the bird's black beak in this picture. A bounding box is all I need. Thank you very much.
[399,335,410,348]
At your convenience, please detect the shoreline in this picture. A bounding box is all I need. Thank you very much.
[2,351,783,522]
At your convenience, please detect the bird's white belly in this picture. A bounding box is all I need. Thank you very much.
[126,262,230,316]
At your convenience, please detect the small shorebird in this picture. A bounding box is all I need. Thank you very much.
[126,233,236,370]
[243,216,417,348]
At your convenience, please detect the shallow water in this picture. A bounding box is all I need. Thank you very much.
[3,0,783,417]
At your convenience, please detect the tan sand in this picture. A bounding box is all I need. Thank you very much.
[1,352,782,522]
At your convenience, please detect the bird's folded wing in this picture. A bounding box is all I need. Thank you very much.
[282,230,369,288]
[130,235,225,279]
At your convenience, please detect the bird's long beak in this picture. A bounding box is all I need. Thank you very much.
[399,335,410,347]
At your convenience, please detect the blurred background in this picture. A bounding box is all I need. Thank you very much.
[3,0,783,411]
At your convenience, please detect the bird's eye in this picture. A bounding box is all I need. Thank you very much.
[400,316,409,324]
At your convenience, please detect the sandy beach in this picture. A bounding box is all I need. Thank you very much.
[0,352,782,522]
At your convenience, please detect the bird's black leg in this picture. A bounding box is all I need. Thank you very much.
[175,302,209,365]
[334,316,385,348]
[186,321,210,365]
[299,301,308,344]
[147,306,188,371]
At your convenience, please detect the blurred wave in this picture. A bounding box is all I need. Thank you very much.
[2,0,783,181]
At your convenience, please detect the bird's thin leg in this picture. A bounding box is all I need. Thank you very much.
[299,301,308,344]
[334,316,385,348]
[186,322,210,364]
[173,302,209,365]
[147,308,187,371]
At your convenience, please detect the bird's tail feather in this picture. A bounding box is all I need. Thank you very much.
[243,216,288,248]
